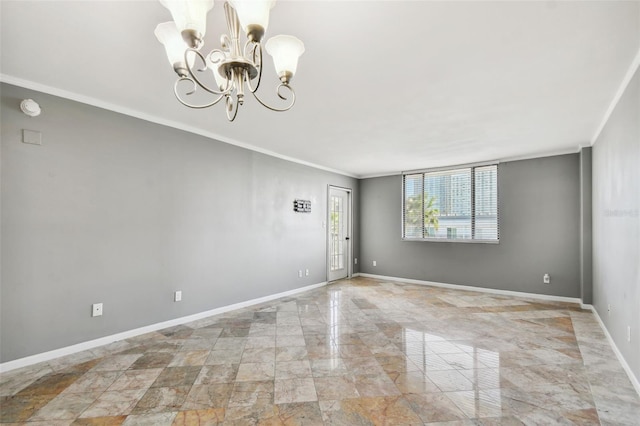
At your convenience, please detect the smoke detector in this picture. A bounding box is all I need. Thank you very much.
[20,99,41,117]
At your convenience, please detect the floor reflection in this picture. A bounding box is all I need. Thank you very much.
[403,328,502,418]
[327,287,341,365]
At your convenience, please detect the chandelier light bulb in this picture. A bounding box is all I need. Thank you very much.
[159,0,214,47]
[155,22,192,77]
[229,0,275,42]
[265,35,305,83]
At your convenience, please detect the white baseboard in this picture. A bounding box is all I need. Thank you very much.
[0,281,327,373]
[356,273,582,304]
[589,306,640,397]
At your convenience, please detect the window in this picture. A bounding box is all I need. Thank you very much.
[402,164,498,242]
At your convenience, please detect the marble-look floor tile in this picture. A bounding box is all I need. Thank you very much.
[387,370,441,394]
[320,396,423,425]
[274,378,317,404]
[127,353,173,371]
[310,358,349,377]
[276,334,307,347]
[172,408,225,425]
[343,356,386,376]
[404,392,468,423]
[0,364,53,396]
[30,391,102,421]
[0,394,57,423]
[150,366,201,388]
[353,373,401,397]
[240,347,276,364]
[90,355,142,372]
[71,415,127,425]
[194,364,239,384]
[61,371,122,395]
[4,277,640,425]
[131,386,190,414]
[205,348,243,365]
[427,369,475,392]
[314,375,359,400]
[446,389,503,419]
[79,389,146,418]
[181,383,233,410]
[225,400,310,425]
[107,368,163,391]
[213,338,247,351]
[168,350,210,367]
[275,360,312,379]
[235,362,275,382]
[275,346,308,362]
[121,411,178,425]
[277,325,304,336]
[227,381,274,407]
[48,352,100,373]
[244,336,276,349]
[16,373,84,397]
[375,355,421,374]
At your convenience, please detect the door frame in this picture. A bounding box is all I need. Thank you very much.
[326,185,353,282]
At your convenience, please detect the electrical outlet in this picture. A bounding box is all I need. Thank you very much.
[372,260,377,267]
[628,326,631,343]
[92,303,103,317]
[305,269,309,276]
[543,273,550,284]
[174,291,182,302]
[354,258,358,264]
[298,270,303,278]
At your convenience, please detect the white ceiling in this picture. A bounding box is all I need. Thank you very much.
[2,1,639,177]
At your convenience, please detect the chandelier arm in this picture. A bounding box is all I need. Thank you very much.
[208,49,232,91]
[250,83,296,112]
[225,95,240,121]
[184,48,231,96]
[173,78,226,109]
[245,43,263,94]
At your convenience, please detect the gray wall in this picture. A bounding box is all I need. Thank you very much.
[592,67,639,383]
[359,154,581,298]
[0,83,359,362]
[580,147,593,304]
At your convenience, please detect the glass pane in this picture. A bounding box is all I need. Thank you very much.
[330,195,344,271]
[475,165,498,240]
[403,174,423,238]
[424,168,472,239]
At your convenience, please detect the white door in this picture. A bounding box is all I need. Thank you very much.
[328,187,351,282]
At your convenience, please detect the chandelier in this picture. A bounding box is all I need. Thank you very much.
[155,0,305,121]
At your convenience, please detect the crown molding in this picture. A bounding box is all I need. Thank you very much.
[591,46,640,145]
[0,74,358,179]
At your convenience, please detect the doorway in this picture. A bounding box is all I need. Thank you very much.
[327,186,352,282]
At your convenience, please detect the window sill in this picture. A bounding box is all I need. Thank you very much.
[402,238,499,244]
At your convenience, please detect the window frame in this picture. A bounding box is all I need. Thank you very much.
[401,161,499,244]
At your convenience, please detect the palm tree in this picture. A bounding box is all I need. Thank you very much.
[405,194,440,237]
[424,195,439,237]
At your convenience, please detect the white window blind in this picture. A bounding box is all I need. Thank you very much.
[402,164,498,242]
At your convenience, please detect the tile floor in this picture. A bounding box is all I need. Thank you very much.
[1,277,639,425]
